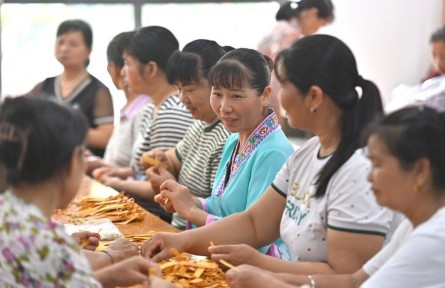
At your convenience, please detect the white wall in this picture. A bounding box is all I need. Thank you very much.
[322,0,442,104]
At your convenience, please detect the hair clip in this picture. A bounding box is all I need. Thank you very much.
[0,122,28,170]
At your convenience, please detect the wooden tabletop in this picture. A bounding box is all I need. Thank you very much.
[55,175,178,236]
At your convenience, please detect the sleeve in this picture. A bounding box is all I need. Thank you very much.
[362,219,413,276]
[361,232,445,287]
[326,154,394,236]
[93,86,114,126]
[272,153,295,197]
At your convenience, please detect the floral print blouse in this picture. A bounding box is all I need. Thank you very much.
[0,191,101,287]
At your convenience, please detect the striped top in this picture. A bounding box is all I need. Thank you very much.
[172,120,230,229]
[130,94,194,176]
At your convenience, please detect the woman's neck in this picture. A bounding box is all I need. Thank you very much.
[11,180,61,219]
[238,112,268,149]
[150,83,177,108]
[406,194,445,227]
[61,67,88,81]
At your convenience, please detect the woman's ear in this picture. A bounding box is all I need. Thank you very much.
[143,61,158,79]
[262,86,272,108]
[306,85,324,110]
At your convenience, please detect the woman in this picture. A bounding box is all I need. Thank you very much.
[138,39,231,230]
[153,48,294,258]
[142,35,400,274]
[93,26,194,222]
[28,19,114,157]
[0,97,168,288]
[86,30,150,173]
[226,106,445,287]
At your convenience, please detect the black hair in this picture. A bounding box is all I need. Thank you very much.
[276,2,298,21]
[0,97,88,185]
[107,31,135,69]
[166,39,226,85]
[208,48,273,96]
[430,26,445,43]
[57,19,93,49]
[291,0,334,21]
[275,34,383,198]
[126,25,179,72]
[363,106,445,192]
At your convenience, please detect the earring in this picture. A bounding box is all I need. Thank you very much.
[310,107,316,113]
[412,184,420,193]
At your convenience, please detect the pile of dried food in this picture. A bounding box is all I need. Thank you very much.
[57,192,145,224]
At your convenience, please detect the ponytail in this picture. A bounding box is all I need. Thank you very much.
[315,77,383,198]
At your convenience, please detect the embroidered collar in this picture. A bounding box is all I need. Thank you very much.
[215,111,280,198]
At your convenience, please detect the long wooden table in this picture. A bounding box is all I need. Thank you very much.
[54,175,178,237]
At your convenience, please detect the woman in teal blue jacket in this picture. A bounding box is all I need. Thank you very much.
[155,48,293,259]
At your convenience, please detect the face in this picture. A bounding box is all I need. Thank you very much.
[296,8,317,35]
[367,134,415,212]
[121,51,146,94]
[210,84,267,134]
[177,80,216,123]
[55,31,90,68]
[431,40,445,75]
[277,64,311,129]
[107,62,123,90]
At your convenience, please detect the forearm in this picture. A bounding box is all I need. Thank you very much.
[180,212,267,256]
[84,250,113,270]
[87,124,113,149]
[276,272,357,288]
[111,179,156,199]
[255,256,338,274]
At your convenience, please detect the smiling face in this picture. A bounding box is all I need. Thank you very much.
[210,84,266,135]
[55,31,90,68]
[366,134,415,212]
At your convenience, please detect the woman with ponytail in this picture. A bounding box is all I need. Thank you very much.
[142,35,400,277]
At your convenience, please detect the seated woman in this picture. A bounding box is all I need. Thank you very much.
[27,19,114,157]
[153,48,294,258]
[136,39,231,230]
[225,106,445,288]
[142,35,401,273]
[93,26,194,222]
[86,30,150,174]
[0,97,173,287]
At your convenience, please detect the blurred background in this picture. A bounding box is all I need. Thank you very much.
[0,0,442,115]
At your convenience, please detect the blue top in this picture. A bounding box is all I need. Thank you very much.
[198,112,293,258]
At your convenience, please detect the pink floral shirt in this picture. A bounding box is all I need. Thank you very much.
[0,191,101,287]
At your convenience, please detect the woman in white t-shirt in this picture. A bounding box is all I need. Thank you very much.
[141,34,400,276]
[225,106,445,288]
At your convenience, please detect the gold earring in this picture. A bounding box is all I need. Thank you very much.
[412,184,420,193]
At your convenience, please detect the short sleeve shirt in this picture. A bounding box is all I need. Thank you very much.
[0,191,101,287]
[273,137,396,262]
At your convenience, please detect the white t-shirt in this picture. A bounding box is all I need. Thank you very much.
[362,219,413,276]
[362,207,445,288]
[273,137,399,262]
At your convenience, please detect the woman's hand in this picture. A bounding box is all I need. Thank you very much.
[95,255,169,288]
[209,244,264,267]
[141,232,184,262]
[156,180,198,219]
[146,166,176,194]
[104,238,139,263]
[71,231,100,251]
